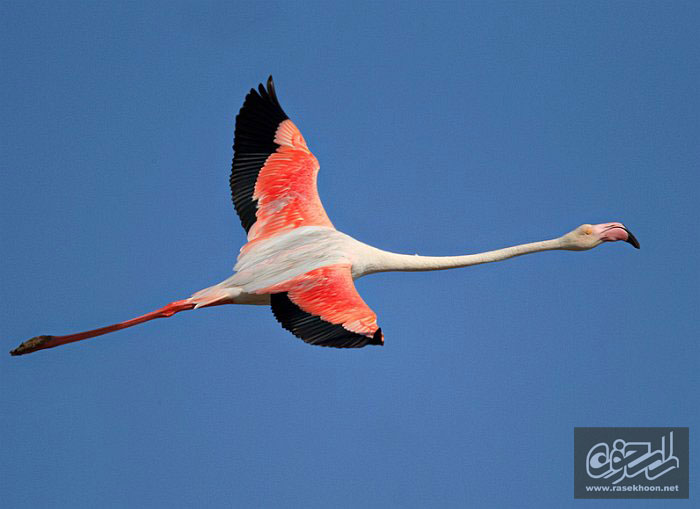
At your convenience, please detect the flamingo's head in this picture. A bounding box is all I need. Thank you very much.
[560,222,640,251]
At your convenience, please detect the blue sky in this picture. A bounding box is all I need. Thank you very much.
[1,2,698,507]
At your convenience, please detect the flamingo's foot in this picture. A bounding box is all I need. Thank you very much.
[10,335,55,356]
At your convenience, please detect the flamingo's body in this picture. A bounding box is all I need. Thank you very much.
[10,77,639,356]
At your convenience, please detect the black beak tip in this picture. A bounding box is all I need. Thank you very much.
[625,231,640,249]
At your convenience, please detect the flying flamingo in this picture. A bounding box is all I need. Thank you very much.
[10,77,639,356]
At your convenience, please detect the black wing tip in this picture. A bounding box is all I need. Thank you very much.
[242,75,282,110]
[250,76,280,105]
[230,75,289,232]
[369,328,384,346]
[266,76,279,104]
[264,75,281,106]
[235,76,287,125]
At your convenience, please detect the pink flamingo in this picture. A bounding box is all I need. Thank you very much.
[10,77,639,356]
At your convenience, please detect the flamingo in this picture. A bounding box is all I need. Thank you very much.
[10,77,639,356]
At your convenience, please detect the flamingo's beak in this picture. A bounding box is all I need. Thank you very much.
[596,223,640,249]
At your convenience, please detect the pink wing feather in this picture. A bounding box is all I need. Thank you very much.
[267,264,383,348]
[248,119,334,241]
[230,77,333,244]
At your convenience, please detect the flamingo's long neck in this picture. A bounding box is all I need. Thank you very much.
[363,238,564,274]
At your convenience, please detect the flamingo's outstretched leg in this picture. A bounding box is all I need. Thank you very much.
[10,298,223,356]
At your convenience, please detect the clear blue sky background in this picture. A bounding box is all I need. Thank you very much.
[1,2,698,507]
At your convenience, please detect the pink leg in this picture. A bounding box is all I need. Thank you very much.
[11,299,200,356]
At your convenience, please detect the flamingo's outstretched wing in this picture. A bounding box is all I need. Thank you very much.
[231,76,334,241]
[270,265,384,348]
